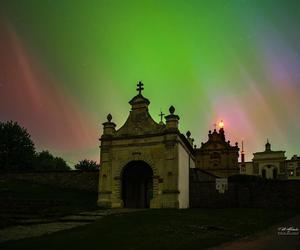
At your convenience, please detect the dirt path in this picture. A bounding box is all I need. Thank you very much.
[0,209,142,243]
[209,214,300,250]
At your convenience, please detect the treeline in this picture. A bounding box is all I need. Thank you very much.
[0,121,99,172]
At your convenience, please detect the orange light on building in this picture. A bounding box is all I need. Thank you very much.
[218,120,224,128]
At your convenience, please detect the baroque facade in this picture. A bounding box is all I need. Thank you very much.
[98,82,195,209]
[195,128,239,177]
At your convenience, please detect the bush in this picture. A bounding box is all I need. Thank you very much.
[34,151,70,171]
[0,120,70,172]
[75,159,100,171]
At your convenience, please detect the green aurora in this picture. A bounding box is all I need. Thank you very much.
[0,0,300,164]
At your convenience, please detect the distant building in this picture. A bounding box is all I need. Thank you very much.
[252,140,286,179]
[286,155,300,179]
[195,128,240,178]
[240,140,300,180]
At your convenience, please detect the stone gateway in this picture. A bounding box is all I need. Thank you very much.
[97,82,239,209]
[98,82,195,208]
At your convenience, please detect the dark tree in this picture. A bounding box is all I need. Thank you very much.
[54,157,70,170]
[34,150,70,171]
[0,121,35,171]
[75,159,100,171]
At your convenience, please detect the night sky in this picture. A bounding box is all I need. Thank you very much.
[1,0,300,165]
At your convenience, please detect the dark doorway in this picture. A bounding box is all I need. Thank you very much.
[273,168,278,179]
[121,161,153,208]
[262,169,266,179]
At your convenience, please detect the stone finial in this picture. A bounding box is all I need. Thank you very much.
[186,130,194,146]
[129,82,150,110]
[235,142,238,147]
[186,131,191,138]
[107,113,112,122]
[208,130,212,139]
[165,105,179,130]
[265,139,271,151]
[102,114,116,136]
[169,105,175,114]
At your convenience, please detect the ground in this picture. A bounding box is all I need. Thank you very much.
[0,178,299,250]
[0,177,98,229]
[210,214,300,250]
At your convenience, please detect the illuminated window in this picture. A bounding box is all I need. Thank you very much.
[289,170,294,176]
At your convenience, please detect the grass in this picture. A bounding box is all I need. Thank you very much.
[0,178,299,249]
[0,177,98,228]
[1,208,299,250]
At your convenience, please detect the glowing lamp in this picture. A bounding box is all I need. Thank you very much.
[218,120,224,128]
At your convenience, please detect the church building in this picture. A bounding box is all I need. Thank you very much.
[240,140,288,179]
[195,128,240,177]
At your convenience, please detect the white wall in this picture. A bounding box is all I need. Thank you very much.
[177,144,192,208]
[260,163,279,179]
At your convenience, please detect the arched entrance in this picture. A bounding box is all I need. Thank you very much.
[273,168,278,179]
[262,169,266,178]
[121,161,153,208]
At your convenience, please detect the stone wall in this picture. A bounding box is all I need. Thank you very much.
[3,169,300,208]
[2,170,99,192]
[190,176,300,208]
